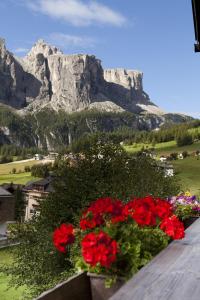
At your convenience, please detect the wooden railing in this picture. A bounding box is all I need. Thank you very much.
[35,272,92,300]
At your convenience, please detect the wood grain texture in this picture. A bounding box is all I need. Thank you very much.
[110,218,200,300]
[35,272,92,300]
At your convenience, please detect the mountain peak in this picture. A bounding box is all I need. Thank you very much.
[0,38,7,54]
[26,39,62,59]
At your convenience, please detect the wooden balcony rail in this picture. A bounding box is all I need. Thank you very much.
[35,272,92,300]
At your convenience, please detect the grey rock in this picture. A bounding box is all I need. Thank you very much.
[0,38,155,114]
[47,54,106,112]
[104,68,150,113]
[0,38,26,108]
[0,38,193,128]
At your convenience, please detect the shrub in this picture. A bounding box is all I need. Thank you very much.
[176,133,193,147]
[0,155,13,163]
[14,186,26,222]
[24,165,31,172]
[31,163,52,178]
[12,167,16,174]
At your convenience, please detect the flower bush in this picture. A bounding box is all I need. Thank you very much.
[169,192,200,220]
[53,196,185,285]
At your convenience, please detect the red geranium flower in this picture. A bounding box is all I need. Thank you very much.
[80,212,104,230]
[80,198,125,229]
[154,199,172,219]
[124,196,156,226]
[53,223,75,253]
[81,231,118,268]
[160,215,185,240]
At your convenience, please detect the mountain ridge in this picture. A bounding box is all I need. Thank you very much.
[0,38,165,115]
[0,38,194,149]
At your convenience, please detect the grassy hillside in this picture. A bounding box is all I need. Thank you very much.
[0,160,38,175]
[173,157,200,196]
[188,126,200,134]
[124,140,200,196]
[0,173,39,185]
[0,159,41,184]
[124,141,200,156]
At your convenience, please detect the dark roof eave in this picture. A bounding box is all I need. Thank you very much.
[192,0,200,52]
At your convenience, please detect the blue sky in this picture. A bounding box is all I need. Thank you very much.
[0,0,199,117]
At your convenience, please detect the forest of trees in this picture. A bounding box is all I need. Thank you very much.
[0,104,196,151]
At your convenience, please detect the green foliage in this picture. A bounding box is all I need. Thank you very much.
[6,142,180,298]
[0,144,46,158]
[74,221,169,282]
[0,155,13,163]
[0,248,27,300]
[0,105,197,150]
[14,186,26,222]
[4,223,74,298]
[24,165,31,172]
[31,163,52,178]
[12,167,16,174]
[174,205,195,220]
[176,132,193,147]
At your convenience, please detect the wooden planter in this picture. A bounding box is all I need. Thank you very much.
[88,273,125,300]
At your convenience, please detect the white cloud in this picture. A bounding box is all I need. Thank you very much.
[25,0,126,27]
[14,47,29,53]
[48,33,96,49]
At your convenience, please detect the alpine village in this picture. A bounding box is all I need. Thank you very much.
[0,1,200,300]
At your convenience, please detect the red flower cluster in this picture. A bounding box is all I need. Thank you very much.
[160,215,185,240]
[154,198,172,219]
[53,224,75,253]
[81,231,118,268]
[80,197,125,230]
[123,196,184,240]
[79,196,184,240]
[124,196,156,226]
[124,196,173,227]
[53,197,185,258]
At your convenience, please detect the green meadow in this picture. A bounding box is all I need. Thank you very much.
[124,140,200,156]
[0,160,41,185]
[0,160,38,175]
[0,173,39,185]
[124,141,200,196]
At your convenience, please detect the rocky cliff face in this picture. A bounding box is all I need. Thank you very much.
[47,54,106,112]
[0,39,154,114]
[104,69,150,113]
[0,38,26,108]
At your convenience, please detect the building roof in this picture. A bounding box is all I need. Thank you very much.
[0,186,12,197]
[1,183,24,194]
[23,177,54,193]
[192,0,200,52]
